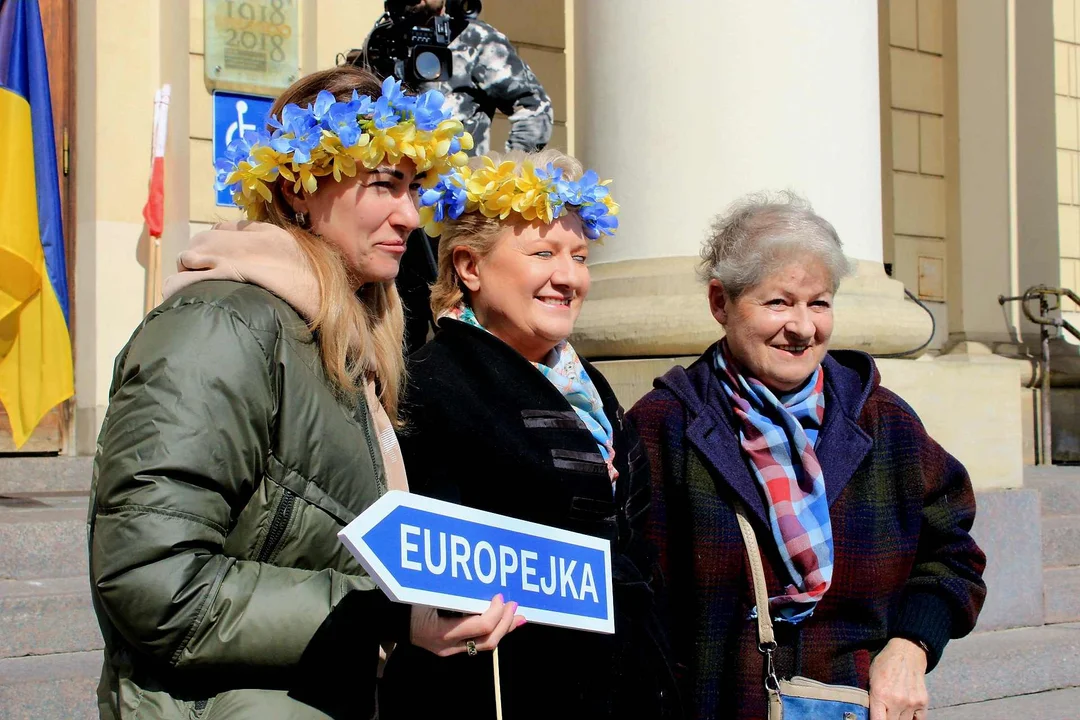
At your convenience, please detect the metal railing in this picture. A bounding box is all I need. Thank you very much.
[999,286,1080,465]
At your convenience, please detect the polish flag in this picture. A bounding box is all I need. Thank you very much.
[142,85,171,238]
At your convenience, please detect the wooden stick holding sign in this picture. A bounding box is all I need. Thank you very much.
[494,646,503,720]
[339,491,615,713]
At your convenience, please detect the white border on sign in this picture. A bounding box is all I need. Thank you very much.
[339,490,616,634]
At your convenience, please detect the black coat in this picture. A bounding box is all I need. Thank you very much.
[379,319,681,720]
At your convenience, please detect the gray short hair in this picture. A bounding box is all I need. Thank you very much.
[698,190,854,299]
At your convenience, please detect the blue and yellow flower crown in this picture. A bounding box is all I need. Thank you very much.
[417,157,619,240]
[214,77,473,220]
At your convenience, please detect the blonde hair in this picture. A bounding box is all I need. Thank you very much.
[429,148,585,317]
[261,66,406,423]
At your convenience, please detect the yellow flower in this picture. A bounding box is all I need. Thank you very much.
[384,123,417,167]
[602,194,620,216]
[418,205,445,237]
[247,145,285,185]
[360,127,393,168]
[320,133,359,182]
[431,120,467,156]
[290,164,319,195]
[510,162,554,222]
[466,160,518,219]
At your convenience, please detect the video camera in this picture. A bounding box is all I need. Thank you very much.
[349,0,482,86]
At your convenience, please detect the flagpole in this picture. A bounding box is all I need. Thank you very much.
[144,84,170,314]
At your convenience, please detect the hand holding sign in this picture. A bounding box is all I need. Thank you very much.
[338,491,615,634]
[409,594,524,658]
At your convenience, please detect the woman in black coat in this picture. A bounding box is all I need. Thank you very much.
[378,149,679,719]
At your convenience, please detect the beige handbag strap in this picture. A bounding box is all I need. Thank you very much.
[733,501,775,648]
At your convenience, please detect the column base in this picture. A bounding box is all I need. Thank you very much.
[75,405,106,457]
[571,256,934,357]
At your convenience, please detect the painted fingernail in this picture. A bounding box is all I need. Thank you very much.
[515,616,527,627]
[494,593,504,603]
[510,602,519,613]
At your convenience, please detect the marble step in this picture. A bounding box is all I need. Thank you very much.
[0,493,89,580]
[0,456,93,495]
[0,576,102,659]
[932,685,1080,720]
[0,651,100,720]
[927,622,1080,708]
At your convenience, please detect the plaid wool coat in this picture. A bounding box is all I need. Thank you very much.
[627,346,986,720]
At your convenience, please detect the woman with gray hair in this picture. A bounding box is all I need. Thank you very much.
[629,191,986,720]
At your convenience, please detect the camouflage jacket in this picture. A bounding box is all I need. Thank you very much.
[420,19,553,155]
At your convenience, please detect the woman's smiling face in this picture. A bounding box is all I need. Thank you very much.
[461,214,591,363]
[709,256,835,392]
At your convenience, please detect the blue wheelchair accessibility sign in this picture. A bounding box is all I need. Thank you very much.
[213,91,274,207]
[339,491,615,634]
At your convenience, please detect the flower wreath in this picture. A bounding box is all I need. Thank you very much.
[214,76,473,220]
[417,157,619,240]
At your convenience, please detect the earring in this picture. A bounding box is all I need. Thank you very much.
[295,211,306,226]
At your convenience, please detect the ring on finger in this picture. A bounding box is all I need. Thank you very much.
[465,640,477,657]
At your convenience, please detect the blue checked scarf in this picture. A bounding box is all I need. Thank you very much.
[443,304,618,489]
[714,340,833,622]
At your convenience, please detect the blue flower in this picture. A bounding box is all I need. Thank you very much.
[578,203,618,240]
[311,90,335,121]
[420,171,468,222]
[223,132,255,164]
[577,170,609,203]
[412,89,450,131]
[554,178,583,206]
[326,101,362,147]
[381,76,416,116]
[441,182,468,220]
[270,103,321,163]
[370,95,399,130]
[214,157,237,192]
[322,89,375,147]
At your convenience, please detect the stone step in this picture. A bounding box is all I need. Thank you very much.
[1025,465,1080,516]
[0,495,89,579]
[926,622,1080,708]
[1042,514,1080,567]
[1045,566,1080,624]
[0,576,102,659]
[0,651,100,719]
[932,685,1080,719]
[0,456,93,495]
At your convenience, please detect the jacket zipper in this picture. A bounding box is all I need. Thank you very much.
[257,488,296,563]
[356,401,385,495]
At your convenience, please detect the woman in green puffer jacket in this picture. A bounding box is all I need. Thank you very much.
[87,66,520,720]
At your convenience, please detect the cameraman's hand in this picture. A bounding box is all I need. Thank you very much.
[410,594,525,657]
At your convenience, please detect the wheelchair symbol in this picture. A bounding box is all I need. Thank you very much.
[225,100,258,145]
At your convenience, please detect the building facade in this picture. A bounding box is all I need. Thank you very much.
[5,0,1077,707]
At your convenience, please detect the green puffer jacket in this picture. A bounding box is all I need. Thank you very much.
[88,280,396,719]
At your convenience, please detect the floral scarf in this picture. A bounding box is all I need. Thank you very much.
[714,340,832,622]
[442,305,618,489]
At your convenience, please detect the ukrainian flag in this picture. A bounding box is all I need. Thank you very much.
[0,0,73,449]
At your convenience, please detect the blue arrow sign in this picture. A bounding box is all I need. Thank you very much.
[339,491,614,634]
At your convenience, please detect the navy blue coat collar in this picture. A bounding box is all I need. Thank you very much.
[655,344,877,529]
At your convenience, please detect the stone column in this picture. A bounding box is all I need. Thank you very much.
[569,0,930,357]
[944,0,1059,351]
[1015,0,1061,333]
